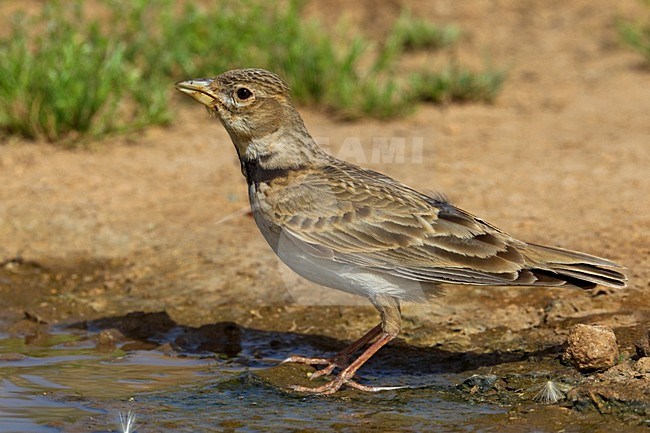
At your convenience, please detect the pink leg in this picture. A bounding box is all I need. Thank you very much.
[282,324,383,379]
[290,332,396,394]
[290,295,402,394]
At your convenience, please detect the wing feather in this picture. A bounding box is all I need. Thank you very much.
[263,163,526,285]
[258,161,626,289]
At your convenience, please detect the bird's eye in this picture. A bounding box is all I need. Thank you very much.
[236,87,253,100]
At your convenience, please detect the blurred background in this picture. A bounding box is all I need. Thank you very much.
[0,0,648,143]
[0,0,542,142]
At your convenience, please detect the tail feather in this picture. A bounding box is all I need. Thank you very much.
[522,243,627,289]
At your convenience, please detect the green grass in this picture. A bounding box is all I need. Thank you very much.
[389,10,461,51]
[618,1,650,65]
[411,64,505,104]
[0,2,169,143]
[0,1,504,144]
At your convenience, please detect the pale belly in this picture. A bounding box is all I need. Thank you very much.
[249,200,430,303]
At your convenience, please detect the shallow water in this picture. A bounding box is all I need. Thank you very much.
[2,321,648,433]
[0,326,510,433]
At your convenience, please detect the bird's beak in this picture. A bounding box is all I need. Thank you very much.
[175,78,218,106]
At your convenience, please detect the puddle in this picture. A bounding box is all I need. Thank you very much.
[0,318,647,433]
[0,325,508,433]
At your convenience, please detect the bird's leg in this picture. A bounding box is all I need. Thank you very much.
[308,323,383,380]
[290,332,396,394]
[291,295,401,394]
[282,324,383,379]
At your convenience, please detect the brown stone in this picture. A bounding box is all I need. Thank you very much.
[562,324,619,372]
[635,357,650,373]
[95,328,125,352]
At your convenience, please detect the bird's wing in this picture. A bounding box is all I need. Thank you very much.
[266,163,532,286]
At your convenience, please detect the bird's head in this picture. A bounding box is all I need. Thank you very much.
[176,68,318,167]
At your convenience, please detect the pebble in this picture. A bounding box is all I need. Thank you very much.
[562,324,619,372]
[457,374,499,393]
[634,329,650,357]
[635,357,650,373]
[96,328,125,352]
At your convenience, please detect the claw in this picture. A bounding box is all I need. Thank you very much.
[282,355,346,379]
[308,363,336,380]
[289,376,351,395]
[291,376,403,394]
[281,355,332,365]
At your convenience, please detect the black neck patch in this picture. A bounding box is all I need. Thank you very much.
[242,159,291,187]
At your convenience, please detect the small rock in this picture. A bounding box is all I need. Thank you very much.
[634,329,650,357]
[0,353,28,362]
[562,324,619,372]
[175,322,241,356]
[156,342,177,356]
[121,341,158,351]
[96,328,125,352]
[457,374,499,393]
[635,357,650,373]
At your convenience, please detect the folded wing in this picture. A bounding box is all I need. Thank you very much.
[269,163,627,289]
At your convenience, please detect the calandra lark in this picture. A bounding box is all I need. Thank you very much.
[176,68,626,394]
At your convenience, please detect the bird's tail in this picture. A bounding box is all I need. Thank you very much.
[520,243,627,289]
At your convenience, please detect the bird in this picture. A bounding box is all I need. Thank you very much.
[175,68,627,394]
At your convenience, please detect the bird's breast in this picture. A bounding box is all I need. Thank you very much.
[248,181,283,246]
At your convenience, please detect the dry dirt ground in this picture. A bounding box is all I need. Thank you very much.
[0,0,649,428]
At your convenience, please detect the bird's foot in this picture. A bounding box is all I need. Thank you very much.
[288,330,401,394]
[281,354,348,380]
[290,372,402,395]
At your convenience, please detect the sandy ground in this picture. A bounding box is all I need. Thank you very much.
[0,0,649,426]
